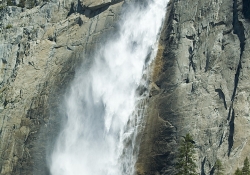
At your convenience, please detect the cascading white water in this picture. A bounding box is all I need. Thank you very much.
[50,0,168,174]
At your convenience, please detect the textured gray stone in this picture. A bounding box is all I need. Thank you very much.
[137,0,250,174]
[1,0,250,174]
[0,0,123,174]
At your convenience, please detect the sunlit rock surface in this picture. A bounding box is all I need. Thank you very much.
[81,0,123,10]
[2,0,250,174]
[137,0,250,174]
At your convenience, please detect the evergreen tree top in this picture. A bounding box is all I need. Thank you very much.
[176,133,197,175]
[235,168,242,175]
[214,159,224,175]
[242,157,250,175]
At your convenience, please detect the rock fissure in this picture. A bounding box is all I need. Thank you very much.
[228,108,235,156]
[215,89,227,110]
[219,133,224,147]
[209,165,215,175]
[227,0,246,156]
[242,0,250,20]
[201,157,206,175]
[188,46,196,72]
[204,48,211,72]
[233,0,246,57]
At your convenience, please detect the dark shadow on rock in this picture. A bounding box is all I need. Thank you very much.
[136,1,180,174]
[67,0,123,18]
[215,89,227,110]
[228,109,235,157]
[201,157,206,175]
[242,0,250,20]
[210,165,215,175]
[67,2,76,17]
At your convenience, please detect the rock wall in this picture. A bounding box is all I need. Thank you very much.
[0,0,123,174]
[2,0,250,174]
[137,0,250,174]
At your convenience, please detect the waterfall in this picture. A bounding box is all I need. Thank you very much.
[50,0,168,174]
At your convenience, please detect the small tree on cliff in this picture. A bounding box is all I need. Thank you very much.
[242,157,250,175]
[176,133,197,175]
[214,159,224,175]
[235,168,242,175]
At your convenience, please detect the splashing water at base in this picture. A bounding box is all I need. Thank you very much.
[50,0,168,175]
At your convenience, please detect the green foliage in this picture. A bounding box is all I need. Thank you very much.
[7,0,13,6]
[5,24,13,29]
[18,0,26,8]
[235,168,242,175]
[0,5,6,10]
[26,0,35,9]
[214,159,224,175]
[242,157,250,175]
[176,133,197,175]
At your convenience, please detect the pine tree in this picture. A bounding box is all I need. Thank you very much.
[176,133,197,175]
[242,157,250,175]
[235,168,242,175]
[214,159,224,175]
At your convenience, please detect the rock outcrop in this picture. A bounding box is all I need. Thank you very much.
[81,0,123,10]
[137,0,250,174]
[0,0,123,174]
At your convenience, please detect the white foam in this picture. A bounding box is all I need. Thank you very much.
[50,0,168,174]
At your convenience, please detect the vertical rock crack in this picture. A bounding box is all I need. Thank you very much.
[227,0,246,156]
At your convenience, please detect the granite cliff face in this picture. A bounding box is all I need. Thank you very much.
[1,0,250,175]
[137,0,250,174]
[0,0,123,174]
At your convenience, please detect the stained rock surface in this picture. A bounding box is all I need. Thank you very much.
[0,0,123,174]
[137,0,250,174]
